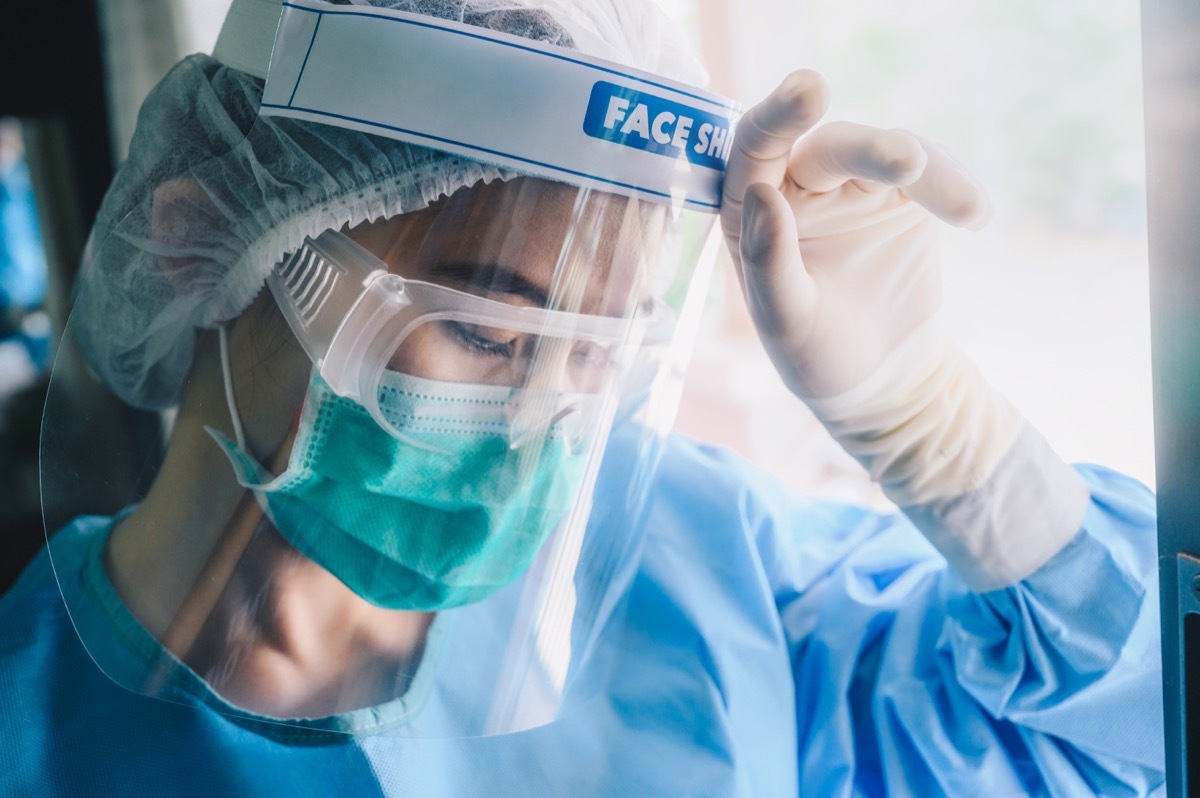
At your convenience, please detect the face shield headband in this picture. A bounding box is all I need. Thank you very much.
[223,0,740,213]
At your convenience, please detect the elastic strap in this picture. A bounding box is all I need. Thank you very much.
[217,323,248,450]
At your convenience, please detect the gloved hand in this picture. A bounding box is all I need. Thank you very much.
[722,71,1088,590]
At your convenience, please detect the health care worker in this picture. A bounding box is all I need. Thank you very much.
[0,0,1164,795]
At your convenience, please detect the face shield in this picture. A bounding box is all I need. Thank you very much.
[41,0,738,741]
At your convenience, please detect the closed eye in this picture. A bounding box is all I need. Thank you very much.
[441,320,518,359]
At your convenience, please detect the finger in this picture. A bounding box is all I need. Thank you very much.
[739,183,818,346]
[900,133,993,230]
[723,71,830,241]
[788,122,928,194]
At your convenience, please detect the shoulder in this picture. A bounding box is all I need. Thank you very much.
[0,515,116,662]
[0,516,123,695]
[647,431,783,522]
[650,431,913,547]
[1,538,66,654]
[0,517,115,794]
[645,432,942,594]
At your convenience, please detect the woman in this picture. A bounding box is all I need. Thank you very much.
[1,0,1163,795]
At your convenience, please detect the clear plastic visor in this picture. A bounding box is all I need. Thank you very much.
[43,173,720,743]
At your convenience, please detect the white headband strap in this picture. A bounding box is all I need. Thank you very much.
[248,1,738,212]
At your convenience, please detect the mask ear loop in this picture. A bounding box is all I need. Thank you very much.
[217,322,247,451]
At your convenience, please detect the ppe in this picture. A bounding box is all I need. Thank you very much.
[723,73,1089,590]
[267,228,658,442]
[72,0,706,412]
[6,448,1163,795]
[210,369,590,611]
[42,0,742,739]
[16,3,1167,793]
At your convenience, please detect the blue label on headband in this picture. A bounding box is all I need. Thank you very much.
[582,81,734,171]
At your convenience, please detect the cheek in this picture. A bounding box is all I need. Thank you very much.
[388,325,497,384]
[387,325,447,380]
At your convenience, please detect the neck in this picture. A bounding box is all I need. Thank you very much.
[106,412,433,719]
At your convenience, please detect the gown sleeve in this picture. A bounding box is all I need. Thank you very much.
[748,441,1163,796]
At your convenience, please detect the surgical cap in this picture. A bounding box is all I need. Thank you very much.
[74,0,702,409]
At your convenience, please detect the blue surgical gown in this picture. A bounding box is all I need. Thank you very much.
[0,433,1164,796]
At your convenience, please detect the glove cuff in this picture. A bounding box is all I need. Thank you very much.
[805,332,1089,589]
[902,421,1090,591]
[804,327,1023,506]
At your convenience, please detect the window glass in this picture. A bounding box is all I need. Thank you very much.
[674,0,1152,502]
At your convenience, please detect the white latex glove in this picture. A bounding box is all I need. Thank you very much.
[723,71,1088,590]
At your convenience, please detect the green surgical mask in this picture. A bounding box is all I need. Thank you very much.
[210,369,591,610]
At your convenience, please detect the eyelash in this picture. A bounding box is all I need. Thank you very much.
[443,321,515,358]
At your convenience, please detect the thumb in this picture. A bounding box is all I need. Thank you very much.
[739,183,818,345]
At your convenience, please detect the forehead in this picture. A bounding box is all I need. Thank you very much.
[347,176,664,315]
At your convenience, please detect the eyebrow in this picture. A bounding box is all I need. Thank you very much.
[428,261,658,319]
[427,262,551,308]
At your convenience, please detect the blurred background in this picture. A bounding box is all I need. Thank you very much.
[672,0,1152,508]
[0,0,1152,586]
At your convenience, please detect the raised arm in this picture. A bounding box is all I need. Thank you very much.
[722,72,1165,794]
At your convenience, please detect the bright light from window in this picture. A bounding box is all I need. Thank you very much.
[674,0,1153,500]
